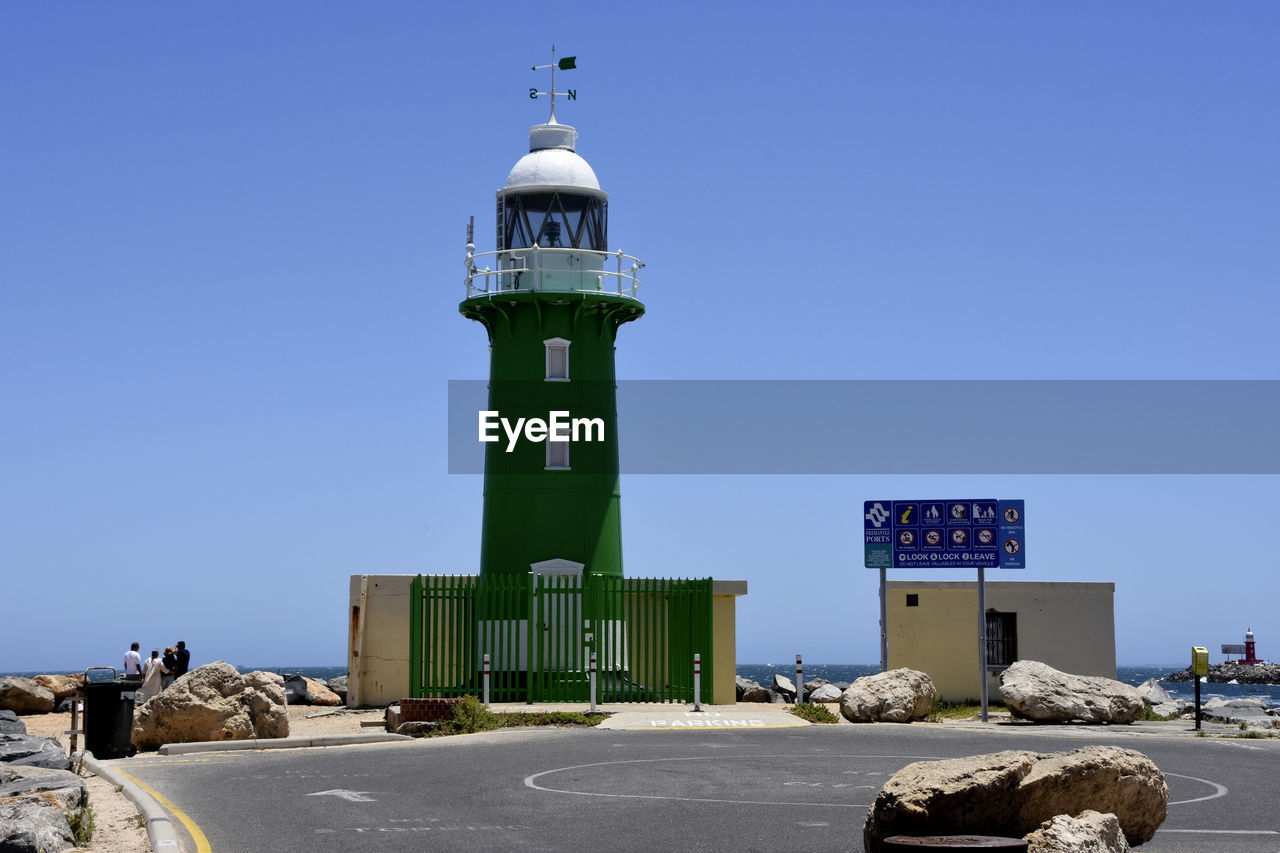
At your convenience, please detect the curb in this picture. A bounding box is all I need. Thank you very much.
[158,732,411,755]
[80,751,182,852]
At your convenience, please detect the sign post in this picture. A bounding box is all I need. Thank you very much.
[879,565,888,673]
[1192,646,1209,730]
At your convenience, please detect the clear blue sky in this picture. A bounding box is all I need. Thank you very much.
[3,3,1277,673]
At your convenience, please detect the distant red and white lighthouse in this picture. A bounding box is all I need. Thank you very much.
[1243,627,1261,665]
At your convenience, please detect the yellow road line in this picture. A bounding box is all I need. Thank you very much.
[114,767,213,853]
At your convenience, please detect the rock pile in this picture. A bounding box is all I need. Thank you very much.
[863,745,1167,852]
[1164,661,1280,684]
[734,675,851,704]
[0,711,82,853]
[1135,678,1189,718]
[0,765,87,853]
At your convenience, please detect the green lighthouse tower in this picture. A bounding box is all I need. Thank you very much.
[460,89,644,583]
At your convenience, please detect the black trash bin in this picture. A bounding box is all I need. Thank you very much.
[82,667,138,758]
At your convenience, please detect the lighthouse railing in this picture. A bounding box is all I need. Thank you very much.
[463,246,644,300]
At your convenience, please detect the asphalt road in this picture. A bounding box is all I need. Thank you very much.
[119,724,1280,852]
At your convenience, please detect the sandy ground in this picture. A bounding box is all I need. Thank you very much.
[19,705,386,852]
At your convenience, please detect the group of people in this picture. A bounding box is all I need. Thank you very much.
[123,640,190,702]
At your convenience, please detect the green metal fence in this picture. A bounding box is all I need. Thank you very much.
[409,573,713,704]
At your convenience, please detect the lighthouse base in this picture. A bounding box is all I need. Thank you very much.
[346,574,746,708]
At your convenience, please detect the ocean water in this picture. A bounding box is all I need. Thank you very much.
[737,663,1280,707]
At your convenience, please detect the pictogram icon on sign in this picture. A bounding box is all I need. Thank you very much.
[899,530,916,546]
[951,529,968,545]
[925,530,941,546]
[977,529,994,545]
[1003,506,1021,524]
[950,503,967,520]
[1004,538,1022,555]
[900,505,915,524]
[865,503,889,528]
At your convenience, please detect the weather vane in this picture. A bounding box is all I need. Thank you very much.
[530,46,577,121]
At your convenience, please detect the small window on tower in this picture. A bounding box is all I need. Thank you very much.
[544,337,570,381]
[906,594,919,607]
[546,439,569,470]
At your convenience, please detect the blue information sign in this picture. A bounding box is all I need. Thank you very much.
[865,499,1026,569]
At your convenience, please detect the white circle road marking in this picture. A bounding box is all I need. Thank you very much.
[1165,772,1229,805]
[523,754,941,809]
[527,759,1229,810]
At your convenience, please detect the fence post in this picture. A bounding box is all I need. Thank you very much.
[796,654,804,705]
[483,653,491,705]
[693,653,702,712]
[589,651,597,714]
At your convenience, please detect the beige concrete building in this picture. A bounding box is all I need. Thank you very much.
[886,580,1116,703]
[348,574,746,708]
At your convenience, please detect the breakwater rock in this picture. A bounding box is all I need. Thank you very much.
[1164,662,1280,684]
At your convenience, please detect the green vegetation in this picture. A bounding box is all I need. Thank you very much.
[925,699,1010,721]
[1136,702,1184,722]
[423,695,608,737]
[1236,730,1274,739]
[67,798,95,846]
[789,702,840,724]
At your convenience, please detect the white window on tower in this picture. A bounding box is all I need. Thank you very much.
[544,337,571,381]
[546,438,569,470]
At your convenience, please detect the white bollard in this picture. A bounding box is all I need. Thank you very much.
[796,654,803,705]
[693,653,702,712]
[589,651,597,714]
[483,653,491,705]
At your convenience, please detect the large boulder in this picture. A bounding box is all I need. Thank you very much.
[132,661,289,750]
[0,678,55,715]
[1134,678,1188,718]
[739,680,770,703]
[0,711,25,736]
[840,668,935,723]
[0,765,86,853]
[242,670,285,690]
[808,683,843,703]
[282,675,342,706]
[863,746,1167,852]
[772,674,797,702]
[1135,678,1171,706]
[32,675,82,703]
[1025,810,1130,852]
[326,676,348,703]
[0,735,71,771]
[999,661,1143,724]
[1201,697,1278,730]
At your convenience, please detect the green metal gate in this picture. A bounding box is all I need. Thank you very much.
[409,573,713,704]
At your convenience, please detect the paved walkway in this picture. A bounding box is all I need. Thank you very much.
[487,701,808,729]
[485,701,1257,738]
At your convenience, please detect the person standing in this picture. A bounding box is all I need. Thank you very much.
[124,642,143,680]
[140,650,168,702]
[173,640,190,679]
[161,647,178,689]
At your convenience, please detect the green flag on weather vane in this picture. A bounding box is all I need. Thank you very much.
[530,49,579,112]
